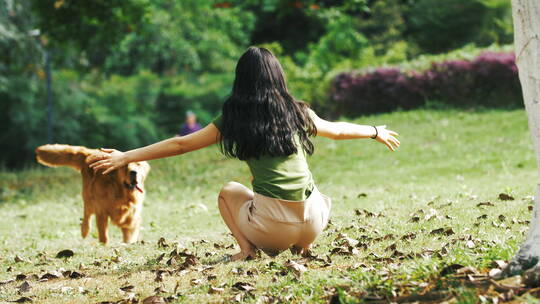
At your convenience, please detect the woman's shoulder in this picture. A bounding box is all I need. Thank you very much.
[212,114,223,131]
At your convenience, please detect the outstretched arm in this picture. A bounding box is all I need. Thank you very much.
[310,110,400,151]
[89,124,220,174]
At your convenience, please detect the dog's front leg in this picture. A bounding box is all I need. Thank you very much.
[81,209,92,239]
[96,213,109,244]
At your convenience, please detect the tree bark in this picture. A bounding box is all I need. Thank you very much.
[504,0,540,277]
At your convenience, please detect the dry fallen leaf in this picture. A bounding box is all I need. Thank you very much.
[465,240,475,249]
[440,264,465,276]
[499,193,515,201]
[491,260,508,269]
[17,281,31,293]
[401,233,416,240]
[429,228,454,236]
[154,286,167,294]
[456,266,478,275]
[477,202,495,207]
[232,293,245,302]
[15,274,27,281]
[156,253,166,263]
[14,255,28,263]
[424,208,439,221]
[55,249,74,259]
[142,295,166,304]
[284,260,307,278]
[493,275,524,291]
[12,297,32,303]
[62,270,84,279]
[40,271,61,281]
[157,237,169,248]
[0,279,15,286]
[232,281,255,292]
[120,285,135,292]
[209,286,225,294]
[154,269,169,283]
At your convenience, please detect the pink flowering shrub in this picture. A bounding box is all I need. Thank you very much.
[328,52,521,117]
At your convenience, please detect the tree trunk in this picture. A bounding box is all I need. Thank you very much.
[504,0,540,277]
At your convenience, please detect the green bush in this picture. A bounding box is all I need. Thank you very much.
[51,70,163,149]
[407,0,513,54]
[328,51,520,118]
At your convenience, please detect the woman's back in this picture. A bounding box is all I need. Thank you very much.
[213,114,314,201]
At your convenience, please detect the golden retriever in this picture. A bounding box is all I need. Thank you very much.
[35,144,150,244]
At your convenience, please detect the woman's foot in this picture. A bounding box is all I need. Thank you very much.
[231,250,257,261]
[291,246,313,258]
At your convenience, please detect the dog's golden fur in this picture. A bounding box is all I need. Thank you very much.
[35,144,150,244]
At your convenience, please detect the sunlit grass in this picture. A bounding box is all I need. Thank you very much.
[0,109,537,303]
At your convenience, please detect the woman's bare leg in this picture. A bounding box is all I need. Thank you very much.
[218,181,257,261]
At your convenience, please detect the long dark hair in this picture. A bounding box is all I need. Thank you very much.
[219,47,316,160]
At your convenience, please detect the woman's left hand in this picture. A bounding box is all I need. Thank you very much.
[374,125,400,151]
[88,148,127,174]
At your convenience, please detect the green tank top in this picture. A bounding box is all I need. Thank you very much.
[212,114,314,201]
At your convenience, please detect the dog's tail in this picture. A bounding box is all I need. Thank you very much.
[35,144,93,171]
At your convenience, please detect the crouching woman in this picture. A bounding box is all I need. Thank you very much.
[89,47,400,261]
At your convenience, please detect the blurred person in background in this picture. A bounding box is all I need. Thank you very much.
[178,111,202,136]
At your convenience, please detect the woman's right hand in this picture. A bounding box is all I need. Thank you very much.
[88,148,128,174]
[374,125,400,151]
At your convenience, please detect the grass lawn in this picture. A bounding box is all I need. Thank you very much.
[0,109,538,303]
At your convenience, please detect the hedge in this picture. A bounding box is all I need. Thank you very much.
[328,51,521,117]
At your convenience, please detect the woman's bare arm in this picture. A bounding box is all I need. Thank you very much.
[89,124,220,174]
[310,110,400,151]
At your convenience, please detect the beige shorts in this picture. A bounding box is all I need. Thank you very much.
[236,187,332,256]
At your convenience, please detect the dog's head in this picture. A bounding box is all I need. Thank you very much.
[117,161,151,193]
[86,152,151,193]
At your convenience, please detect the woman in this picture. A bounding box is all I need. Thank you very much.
[89,47,400,261]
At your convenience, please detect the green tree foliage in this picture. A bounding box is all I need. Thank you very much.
[31,0,148,67]
[357,0,408,56]
[51,70,162,149]
[230,0,368,56]
[0,0,45,168]
[407,0,513,53]
[476,0,514,45]
[104,0,254,75]
[1,0,516,167]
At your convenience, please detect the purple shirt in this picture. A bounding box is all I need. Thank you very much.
[179,123,202,136]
